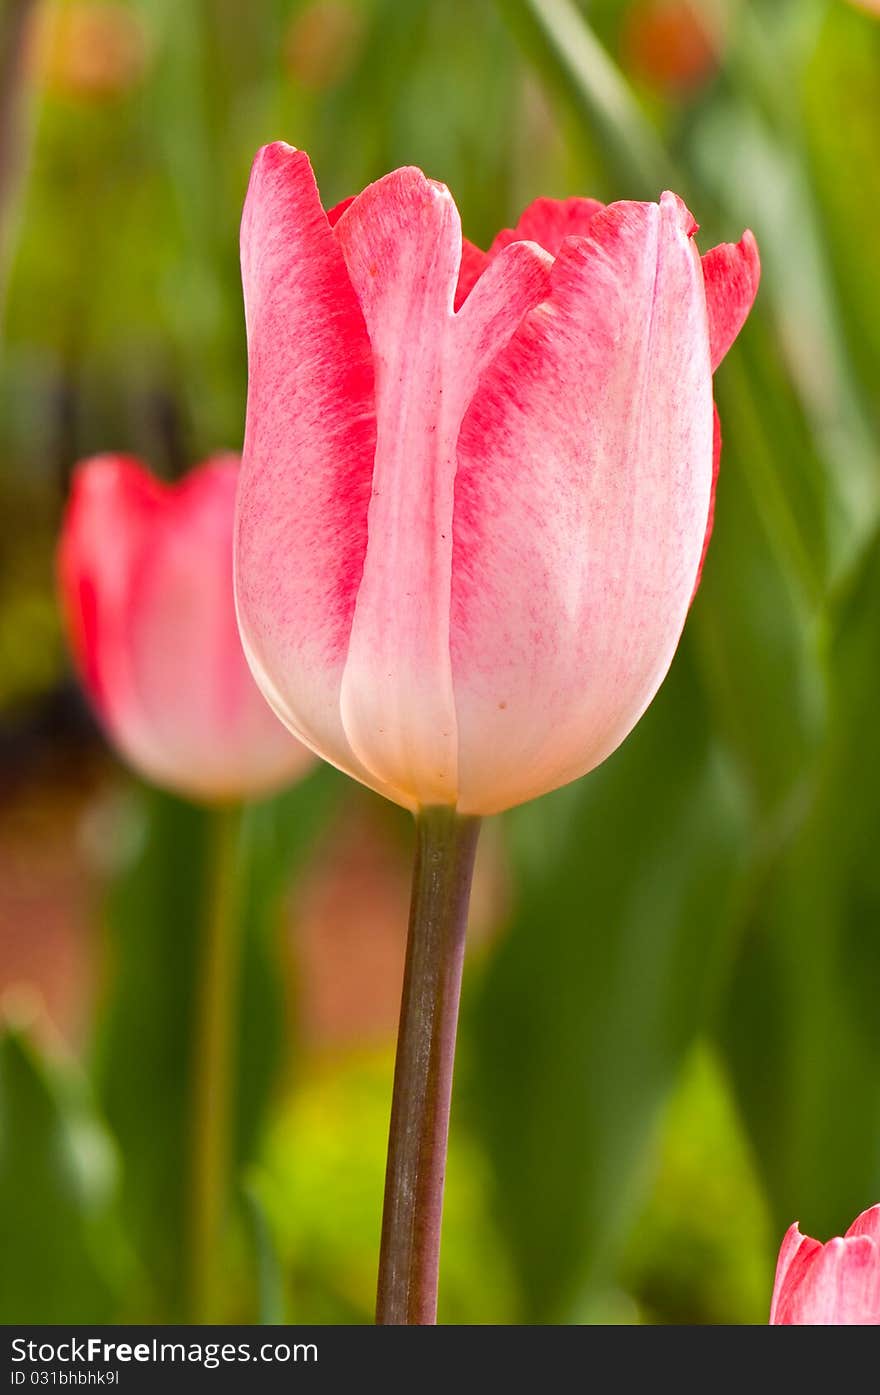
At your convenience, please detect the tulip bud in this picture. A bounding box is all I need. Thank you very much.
[58,453,312,803]
[770,1206,880,1324]
[235,145,759,816]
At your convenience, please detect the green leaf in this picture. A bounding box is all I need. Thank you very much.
[466,646,748,1321]
[93,766,337,1318]
[694,340,827,821]
[235,774,339,1164]
[803,2,880,429]
[691,7,879,584]
[0,1025,127,1322]
[496,0,676,196]
[718,532,880,1240]
[240,1177,286,1325]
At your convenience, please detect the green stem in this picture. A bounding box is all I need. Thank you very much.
[376,806,481,1325]
[187,803,242,1323]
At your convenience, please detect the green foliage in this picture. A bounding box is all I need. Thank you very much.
[719,533,880,1240]
[92,769,336,1318]
[622,1044,775,1325]
[468,650,748,1321]
[0,1024,129,1322]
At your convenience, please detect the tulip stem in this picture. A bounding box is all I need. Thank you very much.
[188,803,242,1323]
[376,805,481,1325]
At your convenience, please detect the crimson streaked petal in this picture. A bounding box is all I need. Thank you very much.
[454,237,489,309]
[702,229,761,370]
[489,194,605,258]
[846,1205,880,1243]
[334,169,551,807]
[771,1211,880,1324]
[451,193,713,814]
[235,142,388,795]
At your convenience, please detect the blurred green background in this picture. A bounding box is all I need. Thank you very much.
[1,0,879,1324]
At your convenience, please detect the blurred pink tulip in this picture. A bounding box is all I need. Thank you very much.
[59,453,313,803]
[235,144,759,815]
[770,1206,880,1324]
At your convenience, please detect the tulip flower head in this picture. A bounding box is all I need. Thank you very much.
[770,1206,880,1324]
[59,453,312,803]
[235,144,759,815]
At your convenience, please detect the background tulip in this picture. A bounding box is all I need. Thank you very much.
[59,450,315,1322]
[235,142,759,817]
[59,453,312,804]
[770,1206,880,1324]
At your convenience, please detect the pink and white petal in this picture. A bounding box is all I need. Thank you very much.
[129,460,309,801]
[126,463,241,794]
[846,1204,880,1243]
[702,229,760,371]
[333,168,464,805]
[690,403,721,602]
[454,237,553,378]
[235,143,386,796]
[780,1237,879,1325]
[770,1223,822,1323]
[188,464,312,795]
[335,170,555,806]
[830,1237,880,1323]
[452,193,714,815]
[454,237,489,309]
[489,194,605,258]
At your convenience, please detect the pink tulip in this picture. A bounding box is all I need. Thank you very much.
[58,453,313,803]
[235,144,759,815]
[770,1206,880,1324]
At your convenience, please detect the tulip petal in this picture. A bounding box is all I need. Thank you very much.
[128,460,306,799]
[235,143,388,795]
[776,1236,880,1325]
[455,236,554,375]
[455,197,603,309]
[770,1222,821,1324]
[489,194,605,257]
[58,454,161,738]
[454,237,490,310]
[827,1238,880,1324]
[332,168,463,804]
[327,194,356,226]
[334,169,551,806]
[846,1204,880,1243]
[691,403,722,601]
[452,193,714,814]
[702,229,760,371]
[61,454,308,801]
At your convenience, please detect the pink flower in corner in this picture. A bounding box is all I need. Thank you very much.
[770,1206,880,1324]
[235,144,759,815]
[58,453,313,803]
